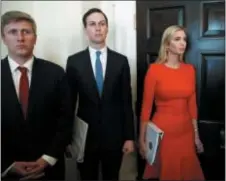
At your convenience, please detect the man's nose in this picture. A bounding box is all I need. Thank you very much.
[17,31,25,41]
[95,24,101,30]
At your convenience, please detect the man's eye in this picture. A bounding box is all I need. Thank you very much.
[100,22,106,26]
[89,23,96,26]
[8,29,33,35]
[9,29,17,34]
[22,29,32,34]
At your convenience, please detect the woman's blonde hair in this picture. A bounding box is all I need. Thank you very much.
[156,25,186,64]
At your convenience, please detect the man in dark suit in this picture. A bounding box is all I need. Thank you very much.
[1,11,73,180]
[66,8,135,180]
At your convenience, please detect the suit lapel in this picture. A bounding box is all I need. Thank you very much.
[26,57,41,119]
[83,48,101,102]
[101,48,117,100]
[2,57,24,119]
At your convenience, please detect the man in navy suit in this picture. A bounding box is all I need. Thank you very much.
[1,10,73,180]
[66,8,135,180]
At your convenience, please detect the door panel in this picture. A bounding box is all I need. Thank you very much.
[199,54,225,121]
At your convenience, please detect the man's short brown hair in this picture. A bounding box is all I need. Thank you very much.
[1,10,37,36]
[82,8,108,28]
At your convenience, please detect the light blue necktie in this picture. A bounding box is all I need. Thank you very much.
[95,51,103,95]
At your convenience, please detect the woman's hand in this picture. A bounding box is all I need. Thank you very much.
[195,135,204,153]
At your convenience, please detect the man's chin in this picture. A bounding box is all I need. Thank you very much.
[16,51,32,57]
[93,39,105,44]
[14,54,32,60]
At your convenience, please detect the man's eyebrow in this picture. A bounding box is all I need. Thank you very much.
[7,28,18,32]
[7,27,31,31]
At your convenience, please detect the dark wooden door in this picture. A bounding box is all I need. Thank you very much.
[136,0,225,180]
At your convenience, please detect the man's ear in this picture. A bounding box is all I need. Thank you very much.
[106,26,109,35]
[34,35,37,45]
[1,34,7,45]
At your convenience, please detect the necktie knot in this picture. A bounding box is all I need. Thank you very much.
[96,51,101,58]
[18,67,28,74]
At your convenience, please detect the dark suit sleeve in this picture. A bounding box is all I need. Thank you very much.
[66,57,78,117]
[121,57,135,141]
[1,156,14,177]
[45,69,74,158]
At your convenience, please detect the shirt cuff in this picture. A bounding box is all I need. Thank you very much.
[1,162,15,178]
[42,155,58,166]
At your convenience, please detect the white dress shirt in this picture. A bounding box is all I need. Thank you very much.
[88,46,107,79]
[2,56,57,177]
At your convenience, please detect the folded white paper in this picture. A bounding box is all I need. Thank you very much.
[146,122,164,165]
[70,116,88,163]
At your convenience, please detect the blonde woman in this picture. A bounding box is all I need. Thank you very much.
[139,25,205,180]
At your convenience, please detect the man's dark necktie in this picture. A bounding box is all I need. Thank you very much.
[95,51,103,96]
[18,67,29,118]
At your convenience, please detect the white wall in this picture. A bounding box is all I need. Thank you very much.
[1,1,137,107]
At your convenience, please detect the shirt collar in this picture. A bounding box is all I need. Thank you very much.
[88,46,107,56]
[8,56,34,73]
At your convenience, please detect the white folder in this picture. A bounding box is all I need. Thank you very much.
[69,116,88,163]
[68,95,88,163]
[146,122,164,165]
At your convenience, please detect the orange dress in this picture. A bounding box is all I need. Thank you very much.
[140,63,205,180]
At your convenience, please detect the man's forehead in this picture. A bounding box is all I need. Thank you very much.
[87,13,106,21]
[5,21,32,29]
